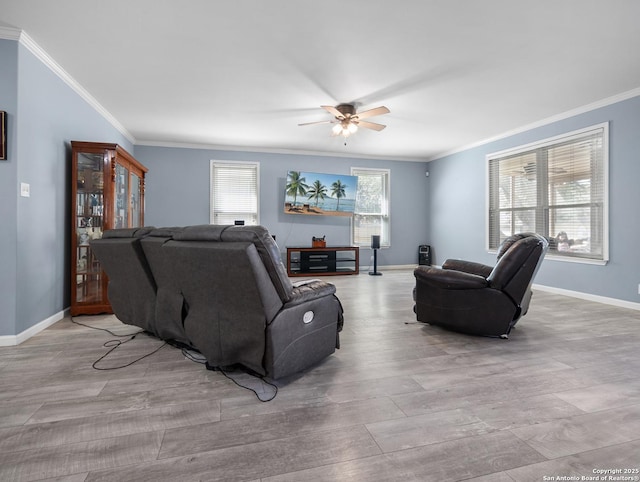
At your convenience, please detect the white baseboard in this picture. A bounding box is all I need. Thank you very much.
[360,265,640,311]
[0,309,67,346]
[533,284,640,311]
[376,264,418,271]
[370,264,442,271]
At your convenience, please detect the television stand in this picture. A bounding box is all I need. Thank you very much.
[286,246,359,276]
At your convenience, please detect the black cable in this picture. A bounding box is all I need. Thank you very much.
[200,361,277,402]
[70,316,166,370]
[72,317,277,399]
[180,348,277,400]
[92,335,167,370]
[70,316,143,337]
[217,367,279,403]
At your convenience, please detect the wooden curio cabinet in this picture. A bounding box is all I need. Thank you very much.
[70,141,148,316]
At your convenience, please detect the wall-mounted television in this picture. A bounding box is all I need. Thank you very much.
[284,170,358,217]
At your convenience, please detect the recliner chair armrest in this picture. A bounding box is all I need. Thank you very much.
[414,266,489,290]
[442,259,493,278]
[284,279,337,308]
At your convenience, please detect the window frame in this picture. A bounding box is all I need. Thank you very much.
[350,167,391,248]
[210,160,260,225]
[486,123,609,264]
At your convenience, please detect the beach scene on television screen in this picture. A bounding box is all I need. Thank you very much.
[285,170,358,217]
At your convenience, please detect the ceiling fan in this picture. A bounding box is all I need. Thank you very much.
[299,104,390,138]
[507,162,567,180]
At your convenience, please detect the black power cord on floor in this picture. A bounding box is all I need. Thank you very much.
[172,343,278,402]
[70,317,167,370]
[206,363,279,403]
[91,335,167,371]
[71,317,278,400]
[70,316,142,337]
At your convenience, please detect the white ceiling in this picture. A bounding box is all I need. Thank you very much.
[1,1,640,161]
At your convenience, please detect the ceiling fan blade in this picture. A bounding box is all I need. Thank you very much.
[354,106,390,120]
[321,105,345,119]
[298,120,333,126]
[357,120,386,131]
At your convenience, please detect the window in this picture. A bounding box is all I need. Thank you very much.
[487,123,608,262]
[351,167,390,247]
[210,161,259,225]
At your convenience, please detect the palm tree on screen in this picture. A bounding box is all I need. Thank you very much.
[286,171,309,207]
[331,180,347,211]
[307,180,328,207]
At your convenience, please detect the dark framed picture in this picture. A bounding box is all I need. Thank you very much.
[0,111,6,160]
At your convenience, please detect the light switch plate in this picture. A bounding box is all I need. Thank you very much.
[20,182,30,197]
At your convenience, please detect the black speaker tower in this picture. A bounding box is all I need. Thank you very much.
[369,235,382,276]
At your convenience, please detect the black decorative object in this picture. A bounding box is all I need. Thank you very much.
[369,235,382,276]
[0,111,6,160]
[419,245,431,266]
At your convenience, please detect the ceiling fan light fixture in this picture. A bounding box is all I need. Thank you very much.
[332,120,357,138]
[301,103,389,139]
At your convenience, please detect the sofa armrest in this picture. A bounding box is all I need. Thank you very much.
[414,266,489,290]
[442,259,493,278]
[284,279,337,308]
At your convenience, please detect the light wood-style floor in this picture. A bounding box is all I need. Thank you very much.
[2,270,640,481]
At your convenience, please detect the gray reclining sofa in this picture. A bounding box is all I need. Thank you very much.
[90,224,343,379]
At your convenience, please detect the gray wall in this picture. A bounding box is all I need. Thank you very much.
[134,145,430,268]
[427,94,640,304]
[0,38,132,337]
[0,39,19,336]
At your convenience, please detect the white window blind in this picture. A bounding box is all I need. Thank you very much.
[488,124,608,262]
[351,168,390,247]
[210,161,259,225]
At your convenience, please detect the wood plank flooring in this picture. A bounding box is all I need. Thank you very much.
[1,270,639,481]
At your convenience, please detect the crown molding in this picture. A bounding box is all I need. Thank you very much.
[135,139,425,163]
[7,26,637,164]
[0,26,22,40]
[2,28,135,144]
[427,86,640,162]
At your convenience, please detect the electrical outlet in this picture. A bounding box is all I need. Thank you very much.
[638,283,640,295]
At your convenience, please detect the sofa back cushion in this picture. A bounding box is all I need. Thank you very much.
[159,240,281,375]
[488,234,548,304]
[90,227,157,333]
[173,225,294,303]
[139,228,192,345]
[496,232,536,260]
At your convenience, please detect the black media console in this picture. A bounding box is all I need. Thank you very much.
[286,246,359,276]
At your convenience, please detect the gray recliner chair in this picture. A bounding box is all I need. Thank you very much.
[90,225,343,379]
[413,233,548,338]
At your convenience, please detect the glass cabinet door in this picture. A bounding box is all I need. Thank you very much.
[71,141,148,316]
[131,172,142,227]
[114,163,129,229]
[73,150,106,309]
